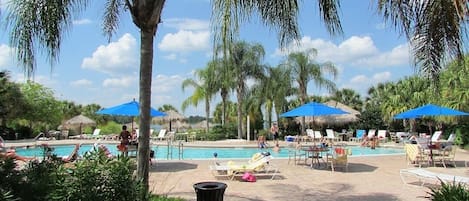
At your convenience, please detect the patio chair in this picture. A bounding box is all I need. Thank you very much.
[326,147,348,172]
[325,129,340,142]
[404,144,429,168]
[350,129,366,142]
[433,145,457,168]
[287,143,306,165]
[400,168,469,187]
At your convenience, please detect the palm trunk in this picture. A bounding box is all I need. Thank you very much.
[237,85,243,139]
[221,89,228,125]
[137,29,154,191]
[205,98,210,133]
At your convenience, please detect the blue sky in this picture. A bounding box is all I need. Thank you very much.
[0,0,414,116]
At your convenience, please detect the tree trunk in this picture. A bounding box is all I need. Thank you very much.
[137,29,154,192]
[237,85,243,139]
[205,98,210,133]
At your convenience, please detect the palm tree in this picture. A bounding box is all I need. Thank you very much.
[212,57,234,126]
[285,49,338,133]
[228,41,266,139]
[376,0,468,80]
[331,88,363,111]
[6,0,165,191]
[181,64,217,132]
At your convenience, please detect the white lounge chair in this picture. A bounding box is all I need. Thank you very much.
[325,129,339,142]
[430,131,443,142]
[400,168,469,187]
[155,129,167,141]
[377,130,387,143]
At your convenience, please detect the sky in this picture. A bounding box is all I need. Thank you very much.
[0,0,415,117]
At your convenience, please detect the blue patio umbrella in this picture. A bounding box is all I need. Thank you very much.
[394,104,469,119]
[280,102,348,117]
[96,100,166,117]
[96,100,166,131]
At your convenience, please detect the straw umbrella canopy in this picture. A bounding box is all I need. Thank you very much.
[297,100,360,126]
[64,114,96,134]
[156,110,186,131]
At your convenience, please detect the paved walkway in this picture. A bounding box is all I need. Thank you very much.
[4,139,469,201]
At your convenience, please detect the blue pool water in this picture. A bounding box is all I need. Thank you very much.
[14,144,404,160]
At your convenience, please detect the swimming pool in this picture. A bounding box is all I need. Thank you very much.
[14,144,404,160]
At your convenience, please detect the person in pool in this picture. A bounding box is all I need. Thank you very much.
[258,135,267,149]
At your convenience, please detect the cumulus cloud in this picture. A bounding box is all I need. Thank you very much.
[163,18,209,31]
[274,35,410,68]
[81,33,138,75]
[73,19,92,25]
[158,30,210,52]
[102,76,135,88]
[344,71,393,96]
[70,79,93,87]
[152,74,185,93]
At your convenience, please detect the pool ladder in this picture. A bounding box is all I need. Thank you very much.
[166,140,184,160]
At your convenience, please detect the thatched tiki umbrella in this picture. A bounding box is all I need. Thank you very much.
[65,114,96,135]
[157,110,185,132]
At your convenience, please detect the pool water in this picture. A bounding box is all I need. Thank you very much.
[14,144,404,160]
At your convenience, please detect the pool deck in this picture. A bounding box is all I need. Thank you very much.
[4,139,469,201]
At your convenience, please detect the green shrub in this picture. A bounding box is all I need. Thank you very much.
[426,179,469,200]
[49,149,144,201]
[99,121,122,135]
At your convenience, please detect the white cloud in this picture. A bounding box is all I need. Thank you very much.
[73,19,92,25]
[70,79,93,87]
[274,35,410,68]
[0,44,14,67]
[102,76,135,88]
[81,33,138,75]
[163,54,177,60]
[350,75,368,84]
[372,71,392,81]
[158,30,210,52]
[152,74,185,93]
[163,18,209,31]
[353,44,410,67]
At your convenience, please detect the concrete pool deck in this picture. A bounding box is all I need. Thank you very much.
[4,139,469,201]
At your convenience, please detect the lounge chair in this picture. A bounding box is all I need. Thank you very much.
[350,130,366,142]
[314,131,323,142]
[306,129,315,142]
[326,146,348,172]
[400,168,469,187]
[377,130,387,143]
[155,129,167,141]
[325,129,340,142]
[62,144,81,163]
[430,131,443,142]
[210,154,277,180]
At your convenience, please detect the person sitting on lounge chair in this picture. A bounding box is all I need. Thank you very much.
[62,144,81,163]
[1,147,34,162]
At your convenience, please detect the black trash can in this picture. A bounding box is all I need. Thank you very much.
[193,181,227,201]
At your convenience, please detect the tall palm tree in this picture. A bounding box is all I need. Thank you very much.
[181,64,217,132]
[228,41,266,139]
[376,0,468,80]
[212,57,235,126]
[285,49,338,133]
[6,0,166,190]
